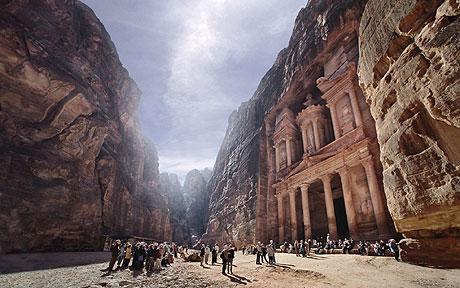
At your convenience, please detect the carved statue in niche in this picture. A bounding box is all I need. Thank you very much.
[340,101,354,134]
[360,199,373,218]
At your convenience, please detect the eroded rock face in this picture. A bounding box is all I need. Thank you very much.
[0,0,170,253]
[358,0,460,267]
[183,169,209,242]
[204,0,367,247]
[160,173,189,245]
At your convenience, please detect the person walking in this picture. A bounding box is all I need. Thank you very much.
[220,245,229,275]
[389,239,400,261]
[107,240,120,273]
[117,242,126,268]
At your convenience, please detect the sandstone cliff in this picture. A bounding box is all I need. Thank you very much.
[0,0,170,253]
[358,0,460,267]
[203,0,368,246]
[183,169,210,243]
[160,173,189,244]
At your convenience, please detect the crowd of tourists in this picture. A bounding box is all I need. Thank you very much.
[104,235,400,277]
[104,240,181,274]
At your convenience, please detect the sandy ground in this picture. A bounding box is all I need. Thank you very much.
[0,252,459,288]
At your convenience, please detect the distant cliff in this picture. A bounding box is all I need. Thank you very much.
[0,0,170,253]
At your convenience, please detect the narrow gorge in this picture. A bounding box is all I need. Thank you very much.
[0,0,458,272]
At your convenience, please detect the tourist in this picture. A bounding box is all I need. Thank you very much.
[211,245,217,265]
[255,242,262,264]
[242,245,246,255]
[117,242,126,268]
[205,245,211,265]
[146,244,155,273]
[220,245,229,275]
[153,243,162,271]
[122,242,132,268]
[267,243,275,264]
[389,239,400,261]
[262,243,268,263]
[215,243,220,255]
[342,238,352,254]
[269,240,276,263]
[294,240,299,256]
[300,240,306,257]
[107,239,120,273]
[200,243,206,267]
[227,245,235,274]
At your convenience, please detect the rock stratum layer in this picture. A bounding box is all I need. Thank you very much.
[358,0,460,267]
[0,0,171,253]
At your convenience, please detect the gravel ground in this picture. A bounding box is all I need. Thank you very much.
[0,252,459,288]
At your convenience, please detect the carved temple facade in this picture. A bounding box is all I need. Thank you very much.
[255,28,395,243]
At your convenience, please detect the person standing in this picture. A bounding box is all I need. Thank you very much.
[220,245,229,275]
[227,245,235,274]
[242,245,246,255]
[107,240,120,272]
[267,243,275,264]
[205,245,211,265]
[211,245,217,265]
[200,243,206,267]
[122,242,132,268]
[389,239,400,261]
[256,242,262,264]
[262,244,268,263]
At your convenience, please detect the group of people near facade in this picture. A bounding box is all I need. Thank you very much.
[104,240,180,274]
[104,234,400,277]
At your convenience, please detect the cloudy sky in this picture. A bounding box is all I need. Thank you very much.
[83,0,306,182]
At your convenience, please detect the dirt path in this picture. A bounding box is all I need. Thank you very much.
[0,252,458,287]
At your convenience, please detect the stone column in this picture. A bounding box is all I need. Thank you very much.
[286,138,292,167]
[277,193,285,242]
[289,189,298,241]
[312,120,321,151]
[321,174,337,239]
[301,126,308,154]
[337,166,359,239]
[275,143,280,172]
[362,156,389,237]
[300,184,312,239]
[328,103,341,140]
[348,89,363,127]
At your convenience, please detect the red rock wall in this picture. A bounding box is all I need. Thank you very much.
[204,0,367,246]
[0,0,170,253]
[358,0,460,267]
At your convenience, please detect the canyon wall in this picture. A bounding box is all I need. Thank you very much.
[204,0,367,247]
[0,0,170,253]
[183,169,210,243]
[160,173,189,244]
[358,0,460,267]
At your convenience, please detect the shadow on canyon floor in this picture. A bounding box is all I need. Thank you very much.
[0,252,110,274]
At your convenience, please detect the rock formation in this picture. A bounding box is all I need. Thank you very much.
[0,0,170,254]
[204,0,370,247]
[160,173,189,244]
[183,169,209,243]
[358,0,460,267]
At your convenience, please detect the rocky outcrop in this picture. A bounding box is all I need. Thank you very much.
[183,169,209,243]
[0,0,170,253]
[204,0,366,247]
[160,173,189,244]
[358,0,460,267]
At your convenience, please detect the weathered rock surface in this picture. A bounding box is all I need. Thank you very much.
[358,0,460,267]
[0,0,170,253]
[183,169,209,242]
[160,173,189,244]
[204,0,367,246]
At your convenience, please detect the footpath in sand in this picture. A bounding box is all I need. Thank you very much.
[0,251,459,288]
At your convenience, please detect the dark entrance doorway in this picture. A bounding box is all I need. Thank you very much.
[333,197,349,239]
